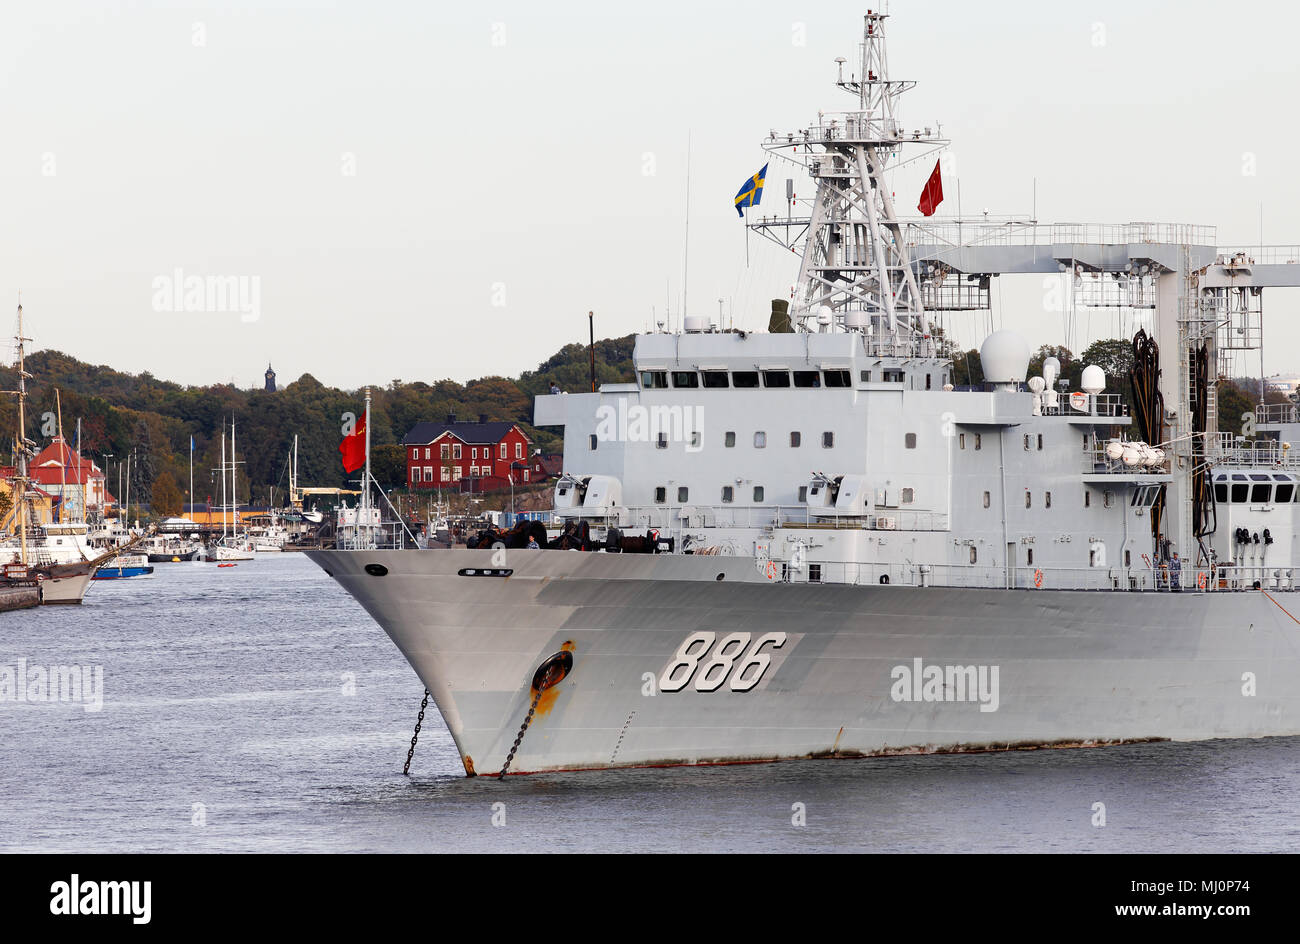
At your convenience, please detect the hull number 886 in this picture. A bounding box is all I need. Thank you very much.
[658,631,788,693]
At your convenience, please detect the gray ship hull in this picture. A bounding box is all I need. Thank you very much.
[308,549,1300,776]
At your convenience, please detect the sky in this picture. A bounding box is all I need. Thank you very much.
[4,0,1299,390]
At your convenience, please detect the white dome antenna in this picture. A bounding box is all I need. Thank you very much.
[980,330,1031,390]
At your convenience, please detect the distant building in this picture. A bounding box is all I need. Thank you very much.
[403,413,532,492]
[27,438,107,521]
[1264,374,1300,397]
[529,450,563,481]
[0,469,56,529]
[265,363,277,392]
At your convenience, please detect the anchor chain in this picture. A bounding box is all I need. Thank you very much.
[403,688,431,775]
[497,688,544,780]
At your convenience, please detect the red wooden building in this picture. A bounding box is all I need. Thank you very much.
[403,415,533,492]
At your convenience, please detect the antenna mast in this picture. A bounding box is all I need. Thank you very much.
[749,9,946,350]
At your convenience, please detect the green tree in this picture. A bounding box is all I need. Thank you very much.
[152,473,183,515]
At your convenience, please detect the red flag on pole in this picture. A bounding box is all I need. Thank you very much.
[917,159,944,217]
[339,407,367,473]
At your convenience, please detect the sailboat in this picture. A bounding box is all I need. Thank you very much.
[1,301,99,603]
[205,420,255,561]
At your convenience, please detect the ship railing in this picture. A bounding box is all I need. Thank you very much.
[335,522,417,551]
[1217,246,1300,265]
[1207,438,1300,470]
[1044,393,1127,418]
[903,221,1217,251]
[771,560,1294,592]
[1255,403,1300,426]
[621,504,951,533]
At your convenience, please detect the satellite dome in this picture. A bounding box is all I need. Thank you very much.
[1042,356,1061,386]
[816,305,834,325]
[1027,376,1045,393]
[980,330,1031,384]
[1081,365,1106,395]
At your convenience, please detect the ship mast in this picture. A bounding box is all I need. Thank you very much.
[9,299,33,565]
[751,9,946,350]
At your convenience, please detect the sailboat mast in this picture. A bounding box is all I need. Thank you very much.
[76,417,83,523]
[220,430,227,540]
[363,387,372,546]
[231,420,238,539]
[13,299,30,565]
[55,390,66,524]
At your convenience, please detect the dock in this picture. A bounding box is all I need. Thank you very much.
[1,585,41,611]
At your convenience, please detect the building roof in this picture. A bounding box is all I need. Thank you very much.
[29,438,104,486]
[402,421,523,446]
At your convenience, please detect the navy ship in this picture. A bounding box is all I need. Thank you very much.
[309,9,1300,776]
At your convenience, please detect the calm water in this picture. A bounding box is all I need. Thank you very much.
[1,554,1296,854]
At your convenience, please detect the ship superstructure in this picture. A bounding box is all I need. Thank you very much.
[310,10,1300,776]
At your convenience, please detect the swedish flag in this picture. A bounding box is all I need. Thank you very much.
[734,163,768,217]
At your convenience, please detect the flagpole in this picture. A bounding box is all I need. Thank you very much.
[363,386,372,548]
[189,435,194,520]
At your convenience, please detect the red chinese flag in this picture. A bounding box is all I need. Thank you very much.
[917,159,944,217]
[339,407,367,473]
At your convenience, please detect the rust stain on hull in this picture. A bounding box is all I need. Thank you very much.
[462,754,477,777]
[493,736,1171,777]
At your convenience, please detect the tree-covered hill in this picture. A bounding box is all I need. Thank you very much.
[0,336,635,508]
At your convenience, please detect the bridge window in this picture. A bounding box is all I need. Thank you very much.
[725,431,736,447]
[1084,490,1091,508]
[793,370,820,388]
[1045,491,1052,508]
[678,486,689,502]
[589,434,598,450]
[901,487,914,504]
[983,491,990,508]
[701,370,729,388]
[762,370,790,388]
[798,486,808,502]
[861,370,871,382]
[1231,483,1248,503]
[905,433,917,449]
[1251,483,1271,503]
[671,371,698,388]
[969,547,977,564]
[822,431,834,448]
[732,371,760,388]
[1027,548,1033,566]
[1276,483,1295,503]
[959,433,966,449]
[754,431,767,448]
[721,486,734,503]
[790,431,801,447]
[1025,490,1032,508]
[1214,482,1228,504]
[654,487,666,504]
[640,370,668,389]
[974,434,982,450]
[1037,434,1044,451]
[824,369,851,387]
[753,486,765,502]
